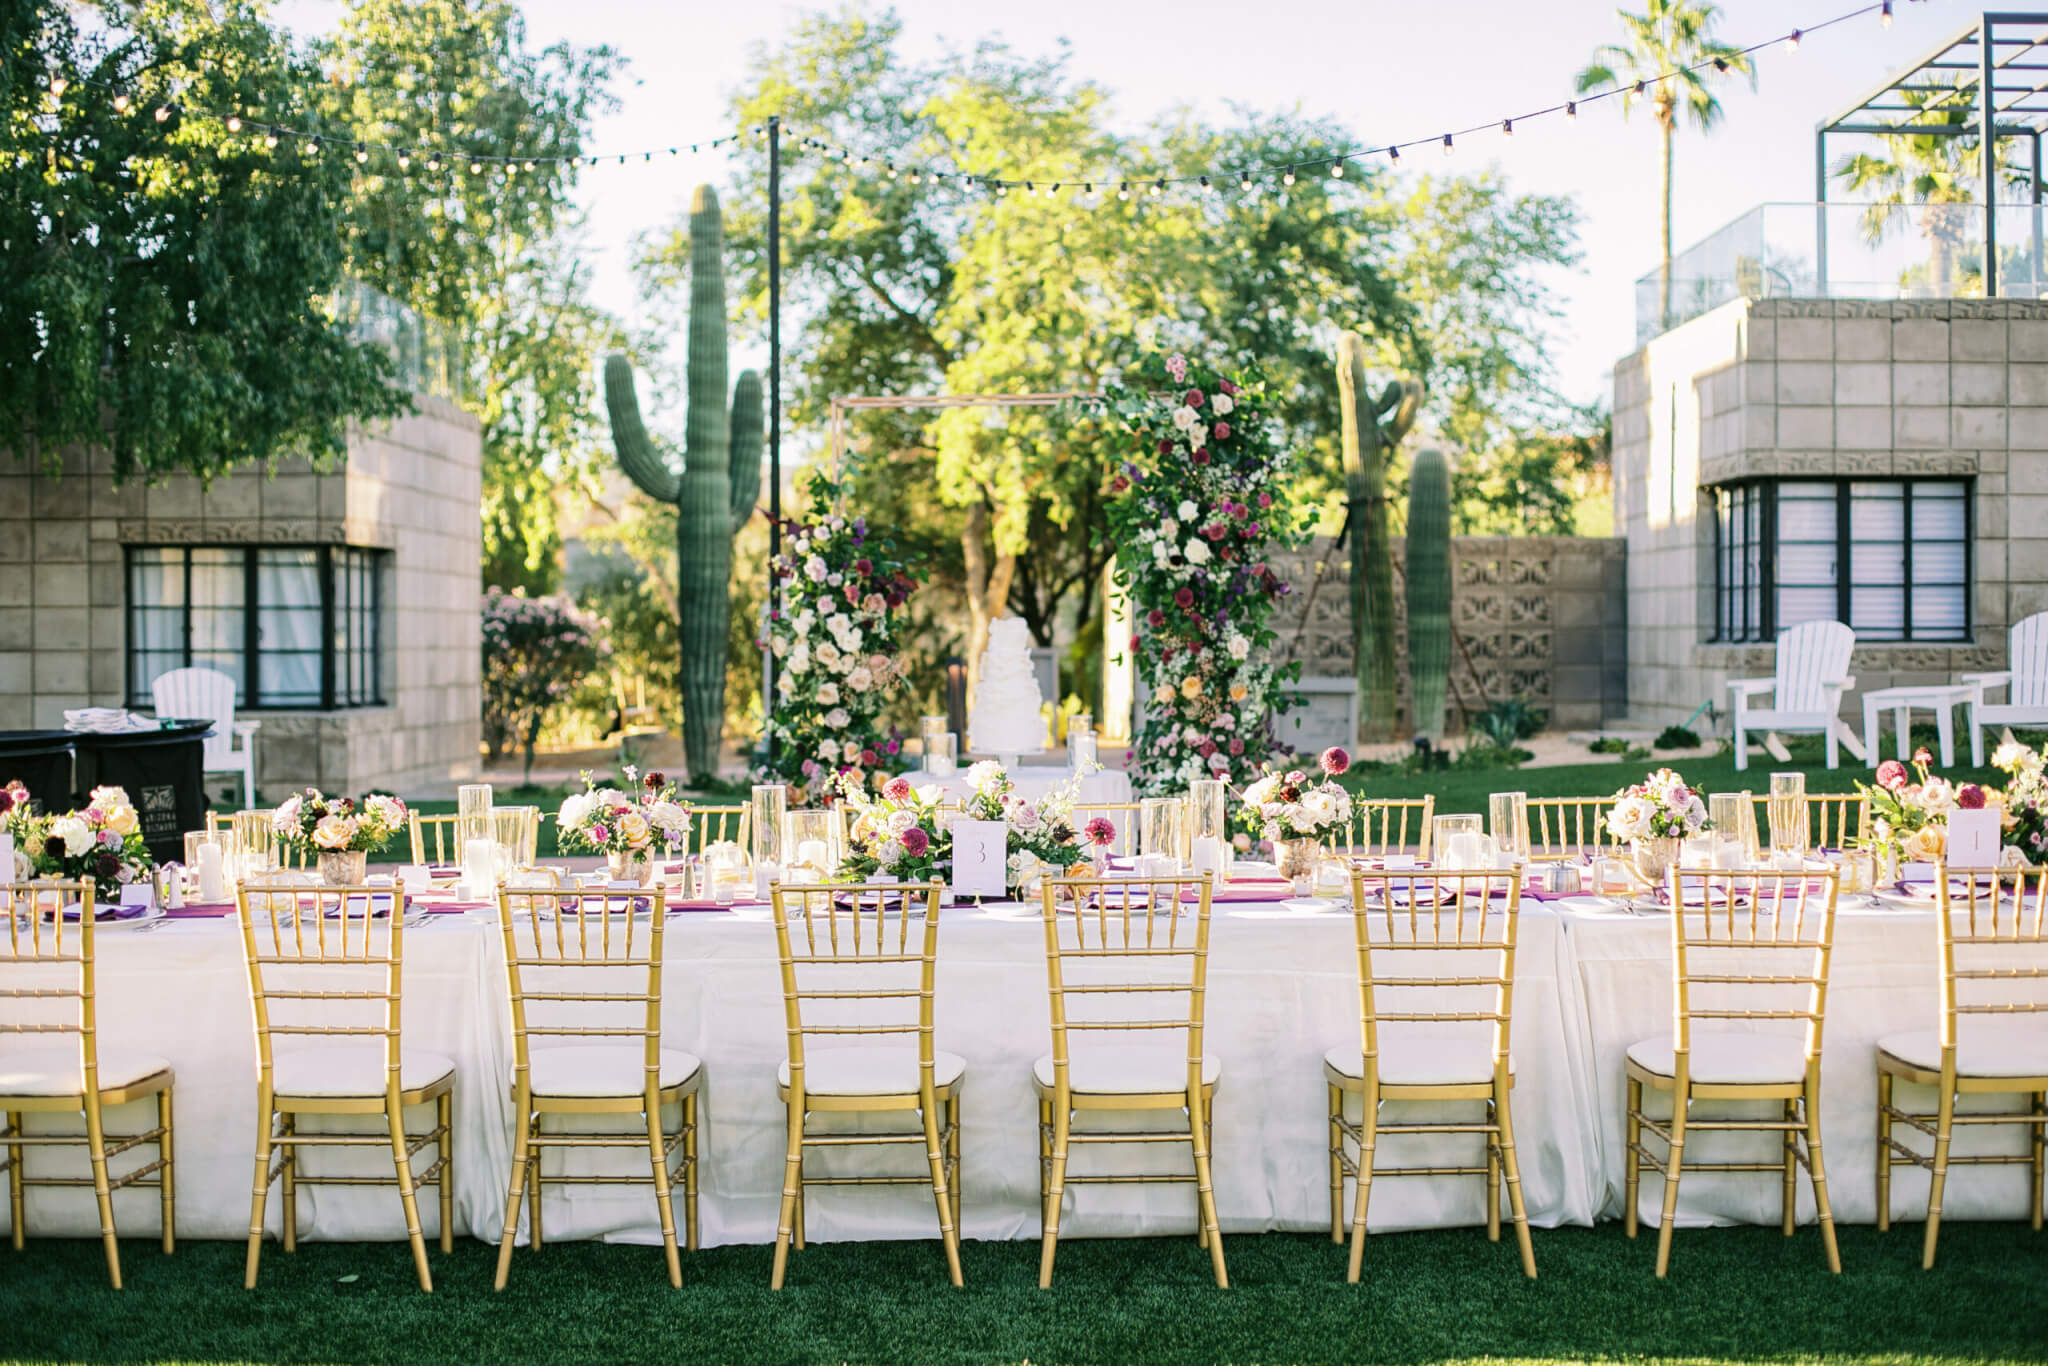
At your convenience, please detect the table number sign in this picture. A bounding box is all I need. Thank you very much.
[1945,808,2002,870]
[950,820,1009,899]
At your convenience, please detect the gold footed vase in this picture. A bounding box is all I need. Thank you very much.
[1277,837,1318,892]
[606,851,650,885]
[1629,837,1680,889]
[318,850,368,886]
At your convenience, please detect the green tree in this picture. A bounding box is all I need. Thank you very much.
[316,0,622,590]
[1,0,407,482]
[1577,0,1752,331]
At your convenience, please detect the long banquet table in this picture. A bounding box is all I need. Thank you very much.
[3,892,2036,1249]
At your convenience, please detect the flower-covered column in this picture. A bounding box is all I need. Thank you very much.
[756,480,920,803]
[1103,352,1306,796]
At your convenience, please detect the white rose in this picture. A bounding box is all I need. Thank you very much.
[1172,406,1197,431]
[818,739,841,762]
[817,682,840,706]
[1994,740,2029,769]
[847,666,875,691]
[1607,796,1655,842]
[827,613,850,635]
[1226,634,1250,661]
[1188,424,1207,451]
[1185,539,1212,565]
[825,707,851,729]
[967,760,1005,793]
[50,815,92,858]
[1212,392,1234,416]
[789,641,811,674]
[1302,789,1337,821]
[777,672,797,697]
[816,642,842,669]
[805,555,829,582]
[1010,801,1042,831]
[1161,518,1180,541]
[1178,500,1197,521]
[558,793,595,831]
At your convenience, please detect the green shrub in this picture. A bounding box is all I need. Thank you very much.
[1588,736,1631,754]
[1655,724,1702,750]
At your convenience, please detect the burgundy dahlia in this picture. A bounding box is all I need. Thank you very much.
[899,826,930,857]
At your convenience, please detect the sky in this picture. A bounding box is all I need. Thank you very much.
[273,0,1970,408]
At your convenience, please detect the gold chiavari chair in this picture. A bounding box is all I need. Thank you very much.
[1327,868,1535,1281]
[1749,792,1869,853]
[1625,867,1842,1277]
[688,805,750,857]
[495,886,699,1290]
[1036,873,1226,1289]
[408,812,462,867]
[1877,865,2048,1267]
[236,883,451,1291]
[0,882,174,1289]
[768,879,961,1290]
[1525,797,1617,861]
[1073,802,1143,858]
[1342,797,1436,860]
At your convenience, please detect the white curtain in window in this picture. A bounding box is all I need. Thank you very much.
[257,550,322,704]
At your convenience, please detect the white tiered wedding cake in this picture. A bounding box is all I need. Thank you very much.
[970,618,1046,759]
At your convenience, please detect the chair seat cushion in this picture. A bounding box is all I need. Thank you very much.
[1878,1026,2048,1079]
[523,1044,701,1098]
[1033,1046,1220,1094]
[1625,1032,1810,1085]
[0,1045,170,1097]
[778,1047,965,1096]
[271,1046,454,1098]
[1323,1040,1513,1086]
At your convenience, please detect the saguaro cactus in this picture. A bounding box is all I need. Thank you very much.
[1405,447,1452,747]
[1335,331,1421,742]
[605,185,764,784]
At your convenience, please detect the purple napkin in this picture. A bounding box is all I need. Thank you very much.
[1182,881,1297,904]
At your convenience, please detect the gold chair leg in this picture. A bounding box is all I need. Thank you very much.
[771,1096,803,1290]
[2031,1090,2045,1233]
[921,1092,963,1287]
[1781,1099,1798,1237]
[1653,1087,1687,1278]
[1876,1070,1893,1232]
[83,1092,121,1290]
[244,1090,275,1290]
[8,1109,24,1252]
[1345,1083,1378,1284]
[1623,1077,1641,1239]
[493,1101,533,1291]
[1485,1097,1501,1243]
[386,1094,433,1293]
[1189,1088,1226,1290]
[1036,1096,1052,1228]
[1923,1083,1956,1271]
[947,1093,963,1234]
[436,1091,452,1255]
[279,1114,297,1254]
[1327,1083,1345,1244]
[157,1087,175,1256]
[684,1092,700,1253]
[1496,1079,1536,1279]
[644,1096,681,1290]
[1038,1101,1071,1289]
[1803,1079,1841,1274]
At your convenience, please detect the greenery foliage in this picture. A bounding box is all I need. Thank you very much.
[480,589,607,782]
[1103,352,1304,794]
[1654,723,1703,750]
[2,0,408,482]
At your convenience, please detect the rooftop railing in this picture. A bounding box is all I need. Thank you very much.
[333,280,463,402]
[1635,201,2048,344]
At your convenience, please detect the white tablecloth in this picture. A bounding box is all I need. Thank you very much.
[903,766,1133,808]
[7,896,2033,1249]
[1565,902,2042,1229]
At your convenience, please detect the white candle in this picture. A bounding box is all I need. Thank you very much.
[1446,832,1486,870]
[463,838,498,887]
[0,831,13,881]
[795,839,829,872]
[1190,835,1222,875]
[754,860,780,901]
[196,843,226,903]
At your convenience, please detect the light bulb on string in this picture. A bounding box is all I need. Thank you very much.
[1200,174,1213,193]
[302,138,318,156]
[225,115,241,133]
[1388,145,1401,163]
[354,143,369,163]
[154,104,171,123]
[908,169,921,184]
[471,160,484,175]
[1025,181,1036,197]
[265,133,279,150]
[1565,101,1577,120]
[887,163,899,179]
[426,154,441,171]
[1282,167,1297,186]
[112,94,131,113]
[1239,172,1253,192]
[1787,28,1801,50]
[1501,118,1513,136]
[1633,79,1646,96]
[1441,133,1454,156]
[1117,181,1130,200]
[1881,0,1892,26]
[525,160,537,172]
[397,150,411,170]
[1150,179,1163,197]
[1713,57,1730,74]
[1330,160,1344,178]
[49,77,66,97]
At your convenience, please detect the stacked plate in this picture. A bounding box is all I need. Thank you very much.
[61,708,156,734]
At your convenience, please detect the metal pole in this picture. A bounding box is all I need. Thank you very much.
[1983,20,2000,297]
[1815,128,1830,297]
[766,114,783,762]
[2032,130,2043,296]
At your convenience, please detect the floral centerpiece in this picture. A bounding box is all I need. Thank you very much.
[1,781,36,881]
[272,789,408,885]
[1605,768,1710,882]
[756,477,919,804]
[836,761,1089,894]
[23,785,155,904]
[960,760,1088,892]
[1103,351,1307,795]
[555,769,694,882]
[1240,748,1355,882]
[1854,749,1996,871]
[1989,739,2048,859]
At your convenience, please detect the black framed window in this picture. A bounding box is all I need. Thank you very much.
[1712,479,1971,643]
[125,546,388,709]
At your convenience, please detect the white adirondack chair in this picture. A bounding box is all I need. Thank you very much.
[149,666,260,808]
[1728,620,1861,772]
[1963,611,2048,767]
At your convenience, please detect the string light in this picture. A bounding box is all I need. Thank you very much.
[397,149,411,170]
[1200,174,1213,192]
[1565,101,1577,120]
[1117,181,1130,200]
[1881,0,1892,26]
[1238,172,1253,191]
[301,138,317,156]
[1714,56,1730,74]
[470,160,484,174]
[264,132,279,149]
[1282,168,1296,185]
[153,103,171,122]
[1441,132,1454,155]
[1150,179,1164,196]
[1387,145,1400,163]
[1788,28,1801,50]
[112,94,130,113]
[425,153,441,171]
[48,77,66,97]
[1501,118,1513,136]
[1633,79,1646,95]
[1329,159,1344,178]
[225,114,241,132]
[354,142,369,163]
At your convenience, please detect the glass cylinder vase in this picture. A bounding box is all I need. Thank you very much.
[751,783,789,897]
[1187,779,1228,877]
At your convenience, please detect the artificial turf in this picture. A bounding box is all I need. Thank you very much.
[2,1223,2044,1365]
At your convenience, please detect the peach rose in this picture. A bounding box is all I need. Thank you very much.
[312,814,359,850]
[1903,824,1946,862]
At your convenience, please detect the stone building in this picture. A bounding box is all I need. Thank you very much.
[1,335,481,799]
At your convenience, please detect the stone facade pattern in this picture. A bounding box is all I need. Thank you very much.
[0,395,482,797]
[1267,534,1627,731]
[1614,297,2036,729]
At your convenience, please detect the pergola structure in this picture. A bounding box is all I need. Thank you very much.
[1817,11,2048,295]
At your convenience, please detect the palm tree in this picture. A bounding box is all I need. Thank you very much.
[1578,0,1752,330]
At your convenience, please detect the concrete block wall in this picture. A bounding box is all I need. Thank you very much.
[1614,297,2036,730]
[0,394,481,799]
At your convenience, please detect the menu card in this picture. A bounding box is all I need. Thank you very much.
[950,820,1009,898]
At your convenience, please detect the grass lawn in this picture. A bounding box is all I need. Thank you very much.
[2,1224,2044,1365]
